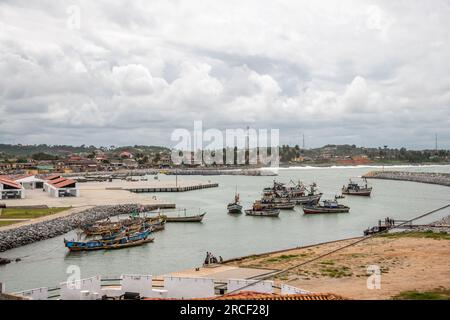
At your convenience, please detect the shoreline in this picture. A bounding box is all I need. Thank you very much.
[0,203,172,252]
[28,163,450,179]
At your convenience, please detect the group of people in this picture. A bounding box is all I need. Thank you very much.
[204,252,223,265]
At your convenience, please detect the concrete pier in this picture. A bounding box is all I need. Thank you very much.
[126,183,219,193]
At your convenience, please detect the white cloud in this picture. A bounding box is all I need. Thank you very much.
[0,0,449,149]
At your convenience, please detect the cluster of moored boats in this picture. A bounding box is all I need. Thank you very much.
[64,208,207,252]
[227,178,373,217]
[64,213,167,252]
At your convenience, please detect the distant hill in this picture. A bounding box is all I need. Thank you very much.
[0,144,171,158]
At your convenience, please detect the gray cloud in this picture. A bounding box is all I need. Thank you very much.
[0,0,449,149]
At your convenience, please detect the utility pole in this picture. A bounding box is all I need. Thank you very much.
[435,133,438,151]
[302,133,305,150]
[245,126,250,165]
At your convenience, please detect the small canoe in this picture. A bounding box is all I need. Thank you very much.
[261,202,295,210]
[65,238,154,251]
[165,212,206,222]
[245,209,280,217]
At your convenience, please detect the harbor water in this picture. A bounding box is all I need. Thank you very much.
[1,165,450,292]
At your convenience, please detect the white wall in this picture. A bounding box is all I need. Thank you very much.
[0,185,25,199]
[163,276,215,299]
[15,287,48,300]
[120,274,153,298]
[227,279,274,294]
[15,176,45,190]
[281,284,310,295]
[60,276,101,300]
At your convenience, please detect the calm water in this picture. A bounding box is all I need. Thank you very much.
[1,165,450,292]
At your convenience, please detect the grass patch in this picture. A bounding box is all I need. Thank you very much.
[0,207,70,219]
[319,260,335,266]
[379,231,450,241]
[263,254,299,264]
[279,254,298,260]
[320,266,352,278]
[0,220,20,227]
[348,253,368,258]
[393,288,450,300]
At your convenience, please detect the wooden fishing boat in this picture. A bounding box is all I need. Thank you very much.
[165,211,206,222]
[245,201,280,217]
[245,208,280,217]
[227,192,243,214]
[260,199,295,210]
[64,229,153,252]
[150,221,165,231]
[82,215,166,236]
[342,178,372,196]
[302,200,350,214]
[263,181,322,205]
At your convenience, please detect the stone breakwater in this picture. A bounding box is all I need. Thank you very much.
[363,171,450,187]
[417,213,450,234]
[0,204,159,252]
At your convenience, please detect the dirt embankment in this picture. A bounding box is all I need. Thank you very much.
[226,233,450,300]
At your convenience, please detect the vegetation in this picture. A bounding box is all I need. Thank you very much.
[319,265,352,278]
[0,144,170,159]
[0,207,70,219]
[393,288,450,300]
[278,144,449,164]
[0,220,20,227]
[378,231,450,241]
[31,152,59,161]
[264,254,300,263]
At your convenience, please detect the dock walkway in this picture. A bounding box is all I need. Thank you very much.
[126,183,219,193]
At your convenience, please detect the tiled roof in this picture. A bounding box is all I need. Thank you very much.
[53,179,77,188]
[0,177,22,189]
[13,174,35,181]
[46,174,62,181]
[213,291,347,300]
[48,177,66,185]
[144,291,348,300]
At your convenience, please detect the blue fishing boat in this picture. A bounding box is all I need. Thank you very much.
[64,229,153,252]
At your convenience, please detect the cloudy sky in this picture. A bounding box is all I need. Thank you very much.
[0,0,449,149]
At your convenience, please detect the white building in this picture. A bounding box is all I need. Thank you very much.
[10,274,312,300]
[0,177,25,200]
[44,175,80,198]
[14,175,45,190]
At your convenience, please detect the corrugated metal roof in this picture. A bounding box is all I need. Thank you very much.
[48,177,66,185]
[46,174,62,181]
[53,179,77,188]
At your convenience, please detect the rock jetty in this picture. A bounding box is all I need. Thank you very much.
[364,171,450,187]
[0,204,160,252]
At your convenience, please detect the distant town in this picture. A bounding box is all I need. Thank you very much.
[0,143,448,175]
